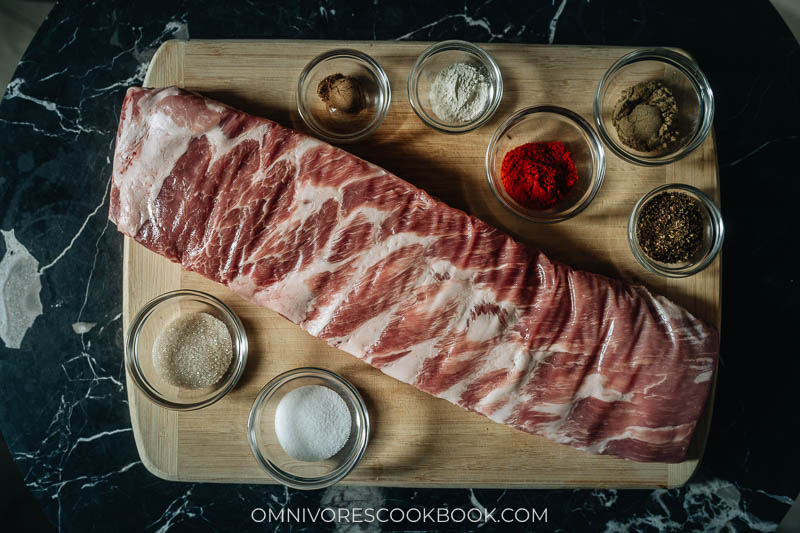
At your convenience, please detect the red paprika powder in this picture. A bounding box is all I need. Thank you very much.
[500,141,579,209]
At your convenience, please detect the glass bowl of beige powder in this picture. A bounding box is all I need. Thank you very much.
[593,48,714,166]
[408,40,503,134]
[126,290,248,410]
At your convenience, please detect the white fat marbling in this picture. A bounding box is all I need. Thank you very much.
[113,88,196,236]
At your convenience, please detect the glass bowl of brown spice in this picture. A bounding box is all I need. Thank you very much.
[297,49,391,143]
[594,48,714,166]
[628,183,724,277]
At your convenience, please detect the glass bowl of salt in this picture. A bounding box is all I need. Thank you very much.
[248,367,370,490]
[408,40,503,134]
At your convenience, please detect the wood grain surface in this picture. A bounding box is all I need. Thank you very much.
[123,39,721,488]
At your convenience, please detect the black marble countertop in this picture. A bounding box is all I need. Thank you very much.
[1,1,799,531]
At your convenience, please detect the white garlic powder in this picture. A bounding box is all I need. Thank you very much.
[429,62,491,123]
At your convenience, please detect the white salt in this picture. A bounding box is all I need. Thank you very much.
[274,385,351,462]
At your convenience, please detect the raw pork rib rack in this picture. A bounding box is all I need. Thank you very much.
[110,86,718,463]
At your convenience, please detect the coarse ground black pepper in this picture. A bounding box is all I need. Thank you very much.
[636,191,704,263]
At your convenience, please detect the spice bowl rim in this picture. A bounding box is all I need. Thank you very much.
[125,289,249,411]
[296,48,392,144]
[407,39,503,134]
[485,104,607,223]
[627,183,724,278]
[593,47,715,167]
[247,367,370,490]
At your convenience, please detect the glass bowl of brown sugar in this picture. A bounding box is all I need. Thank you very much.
[126,290,248,410]
[628,183,724,277]
[594,48,714,166]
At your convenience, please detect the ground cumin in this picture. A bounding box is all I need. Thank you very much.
[612,80,679,152]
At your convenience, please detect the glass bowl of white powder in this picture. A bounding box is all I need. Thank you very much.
[408,40,503,134]
[248,367,369,490]
[126,290,248,410]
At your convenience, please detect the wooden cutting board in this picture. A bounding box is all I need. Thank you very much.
[124,39,721,488]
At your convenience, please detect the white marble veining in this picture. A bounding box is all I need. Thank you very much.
[147,487,207,533]
[3,16,194,531]
[39,177,111,274]
[548,0,568,44]
[321,485,385,533]
[0,229,43,349]
[71,322,97,334]
[393,1,571,43]
[0,2,798,531]
[603,478,781,532]
[724,134,800,167]
[396,10,506,41]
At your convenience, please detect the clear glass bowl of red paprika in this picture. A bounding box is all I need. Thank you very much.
[486,105,606,223]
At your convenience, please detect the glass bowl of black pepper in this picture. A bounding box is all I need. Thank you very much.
[594,48,714,166]
[628,183,724,277]
[297,49,391,144]
[126,290,248,410]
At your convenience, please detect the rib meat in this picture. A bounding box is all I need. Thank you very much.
[110,86,718,463]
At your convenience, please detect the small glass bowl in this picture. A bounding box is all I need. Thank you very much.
[628,183,724,277]
[125,290,248,410]
[248,367,369,490]
[594,48,714,166]
[486,105,606,223]
[408,40,503,134]
[297,49,391,143]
